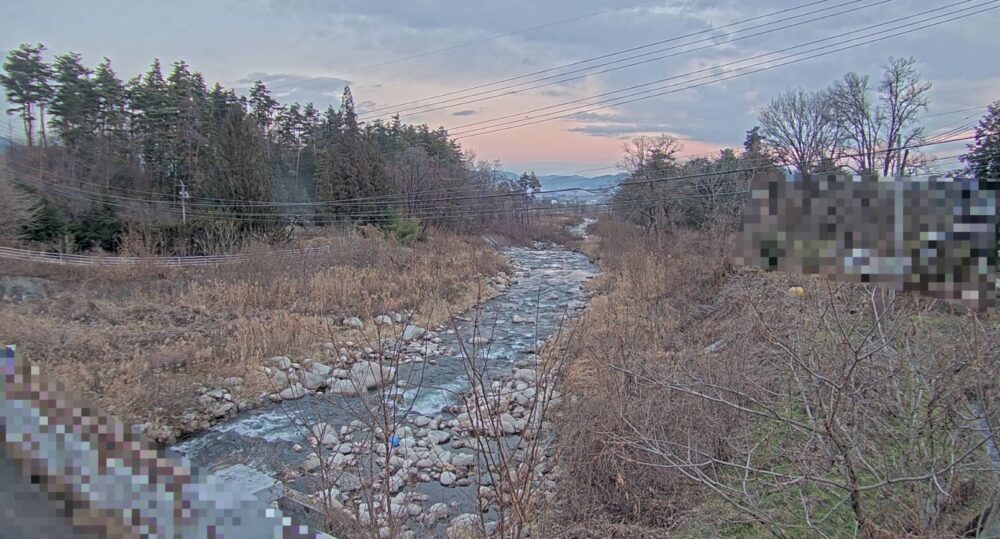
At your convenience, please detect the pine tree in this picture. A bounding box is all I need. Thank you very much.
[93,58,128,139]
[0,43,54,147]
[49,52,97,153]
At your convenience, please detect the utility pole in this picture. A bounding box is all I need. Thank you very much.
[178,179,190,224]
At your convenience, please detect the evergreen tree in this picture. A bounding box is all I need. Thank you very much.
[962,102,1000,180]
[205,104,270,209]
[49,52,97,152]
[129,59,174,191]
[93,58,128,139]
[0,43,54,147]
[248,80,278,135]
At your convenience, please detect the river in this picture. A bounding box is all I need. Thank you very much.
[174,238,597,536]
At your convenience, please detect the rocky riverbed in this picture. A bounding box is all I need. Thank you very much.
[173,240,597,537]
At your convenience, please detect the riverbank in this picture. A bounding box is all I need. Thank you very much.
[0,230,508,443]
[544,218,1000,538]
[173,240,598,537]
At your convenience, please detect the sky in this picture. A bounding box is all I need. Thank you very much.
[1,0,997,174]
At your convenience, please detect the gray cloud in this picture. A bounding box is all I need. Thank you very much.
[235,72,352,108]
[452,110,476,117]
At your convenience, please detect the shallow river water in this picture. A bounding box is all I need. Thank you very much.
[173,242,597,534]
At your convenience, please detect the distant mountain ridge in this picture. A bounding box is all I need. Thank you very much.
[501,171,625,191]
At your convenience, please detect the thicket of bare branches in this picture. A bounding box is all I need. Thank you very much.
[0,160,39,240]
[550,218,1000,537]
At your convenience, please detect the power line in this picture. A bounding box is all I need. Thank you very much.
[364,0,892,120]
[451,1,997,138]
[455,0,1000,140]
[358,0,845,118]
[10,136,975,223]
[256,0,663,93]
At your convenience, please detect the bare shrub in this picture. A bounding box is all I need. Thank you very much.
[549,218,1000,537]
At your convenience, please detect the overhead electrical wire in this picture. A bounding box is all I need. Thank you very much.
[450,1,998,138]
[9,137,977,223]
[260,0,663,89]
[359,0,847,117]
[362,0,893,120]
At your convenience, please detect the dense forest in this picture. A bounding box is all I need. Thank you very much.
[0,43,541,254]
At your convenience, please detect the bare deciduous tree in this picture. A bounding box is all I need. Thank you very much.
[829,57,932,175]
[0,160,38,240]
[758,88,842,174]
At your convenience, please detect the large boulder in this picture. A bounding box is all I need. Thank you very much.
[349,361,396,390]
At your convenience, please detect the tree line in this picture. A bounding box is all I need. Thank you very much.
[612,56,999,234]
[0,43,542,254]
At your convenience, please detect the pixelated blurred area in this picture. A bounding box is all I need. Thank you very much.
[0,344,319,538]
[736,171,998,310]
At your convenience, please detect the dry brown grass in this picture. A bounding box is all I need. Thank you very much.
[0,230,506,432]
[546,217,1000,538]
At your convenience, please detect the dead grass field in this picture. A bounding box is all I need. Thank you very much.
[0,230,506,436]
[546,218,1000,538]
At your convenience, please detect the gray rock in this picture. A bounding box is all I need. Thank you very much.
[301,453,326,472]
[447,514,480,537]
[267,356,292,370]
[427,430,451,445]
[451,453,475,467]
[342,317,364,330]
[374,315,394,326]
[308,362,332,377]
[301,371,327,391]
[427,502,450,522]
[513,368,536,383]
[309,423,339,445]
[401,324,425,341]
[350,361,396,390]
[439,471,457,486]
[329,379,359,396]
[279,384,307,400]
[211,402,235,418]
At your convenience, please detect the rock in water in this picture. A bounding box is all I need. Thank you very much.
[349,361,396,390]
[439,471,457,486]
